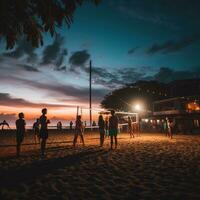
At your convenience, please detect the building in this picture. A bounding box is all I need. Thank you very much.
[153,96,200,133]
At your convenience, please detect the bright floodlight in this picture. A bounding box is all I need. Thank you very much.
[133,104,142,112]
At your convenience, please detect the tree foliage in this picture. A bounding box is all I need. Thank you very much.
[0,0,99,49]
[101,81,169,112]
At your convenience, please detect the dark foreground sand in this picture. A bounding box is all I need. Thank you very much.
[0,131,200,200]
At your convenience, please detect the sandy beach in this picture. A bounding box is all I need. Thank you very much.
[0,130,200,200]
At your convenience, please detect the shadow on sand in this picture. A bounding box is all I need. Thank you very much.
[0,141,72,148]
[0,148,108,188]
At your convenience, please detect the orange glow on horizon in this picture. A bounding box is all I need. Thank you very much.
[0,105,100,121]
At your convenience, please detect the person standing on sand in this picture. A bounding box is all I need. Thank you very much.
[128,116,134,138]
[98,115,105,147]
[70,121,73,131]
[166,117,174,139]
[0,120,10,133]
[39,108,50,156]
[109,110,118,149]
[33,118,40,144]
[105,116,109,138]
[16,113,26,157]
[73,115,85,147]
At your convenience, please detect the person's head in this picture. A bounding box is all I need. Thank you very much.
[3,120,6,123]
[77,115,81,120]
[99,115,103,121]
[111,110,115,116]
[42,108,47,115]
[36,118,39,122]
[18,112,24,119]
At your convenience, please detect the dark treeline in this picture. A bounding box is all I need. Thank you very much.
[101,79,200,112]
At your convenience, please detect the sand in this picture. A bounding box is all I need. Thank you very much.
[0,130,200,200]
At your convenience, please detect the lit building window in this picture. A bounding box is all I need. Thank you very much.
[187,102,200,111]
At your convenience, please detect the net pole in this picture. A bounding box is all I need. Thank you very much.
[89,60,92,130]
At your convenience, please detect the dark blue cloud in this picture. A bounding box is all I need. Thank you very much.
[146,34,200,54]
[41,34,66,66]
[69,50,90,67]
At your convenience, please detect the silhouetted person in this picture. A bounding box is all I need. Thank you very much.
[163,119,168,136]
[57,121,62,131]
[39,108,50,156]
[166,117,174,139]
[70,121,73,131]
[0,120,10,132]
[84,121,87,127]
[105,116,109,137]
[16,113,26,157]
[92,121,96,126]
[73,115,85,147]
[128,116,134,138]
[109,110,118,149]
[98,115,105,147]
[33,118,40,144]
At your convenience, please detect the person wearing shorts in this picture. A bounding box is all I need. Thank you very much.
[109,110,118,149]
[128,116,134,138]
[98,115,105,147]
[16,112,26,157]
[39,108,50,156]
[33,118,40,144]
[73,115,85,147]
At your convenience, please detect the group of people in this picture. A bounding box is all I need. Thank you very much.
[15,108,176,157]
[16,108,50,157]
[98,110,119,149]
[15,109,120,157]
[72,110,119,150]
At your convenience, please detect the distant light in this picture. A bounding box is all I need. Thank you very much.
[133,104,142,112]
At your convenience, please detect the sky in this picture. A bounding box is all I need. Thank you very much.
[0,0,200,125]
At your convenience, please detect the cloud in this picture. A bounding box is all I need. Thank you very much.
[91,66,149,89]
[17,64,40,72]
[55,49,68,70]
[41,34,65,66]
[0,76,108,104]
[146,34,200,54]
[3,38,37,62]
[128,47,139,55]
[69,50,90,67]
[0,93,73,108]
[154,67,200,83]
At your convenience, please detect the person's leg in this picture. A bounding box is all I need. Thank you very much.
[100,131,103,146]
[102,132,105,146]
[80,133,85,146]
[170,129,173,139]
[100,132,102,146]
[38,134,40,144]
[114,135,117,149]
[131,127,134,138]
[73,133,78,147]
[110,135,113,149]
[34,133,37,144]
[41,138,46,156]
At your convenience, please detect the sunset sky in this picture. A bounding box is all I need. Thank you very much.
[0,0,200,125]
